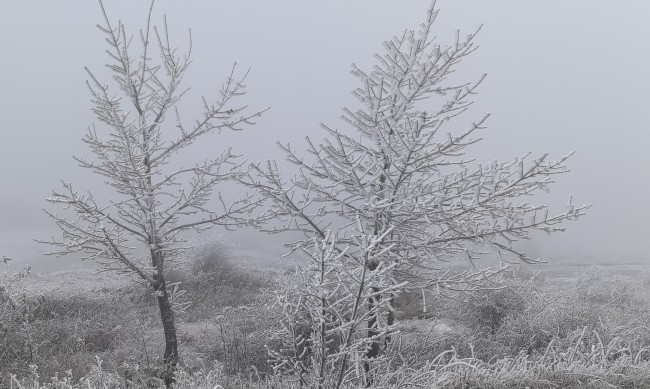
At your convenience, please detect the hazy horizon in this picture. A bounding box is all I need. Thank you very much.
[2,1,649,271]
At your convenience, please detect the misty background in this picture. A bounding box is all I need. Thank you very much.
[1,1,648,271]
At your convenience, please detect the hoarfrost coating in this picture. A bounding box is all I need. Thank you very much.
[1,0,649,265]
[241,2,588,379]
[40,1,266,383]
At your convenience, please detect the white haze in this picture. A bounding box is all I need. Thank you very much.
[1,1,649,270]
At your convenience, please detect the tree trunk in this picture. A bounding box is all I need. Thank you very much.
[363,260,380,386]
[384,293,395,349]
[154,275,178,388]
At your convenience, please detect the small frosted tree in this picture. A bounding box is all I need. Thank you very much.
[269,226,404,389]
[244,0,589,374]
[41,1,265,384]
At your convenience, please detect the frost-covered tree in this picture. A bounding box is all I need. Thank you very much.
[41,1,265,384]
[269,227,404,389]
[244,0,588,374]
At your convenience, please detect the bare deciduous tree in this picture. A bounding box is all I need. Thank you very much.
[41,1,266,384]
[244,0,589,376]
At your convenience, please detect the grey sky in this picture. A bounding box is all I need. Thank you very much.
[1,1,649,269]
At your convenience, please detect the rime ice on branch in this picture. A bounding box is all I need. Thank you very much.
[242,0,589,377]
[269,227,405,389]
[40,1,267,385]
[245,1,588,284]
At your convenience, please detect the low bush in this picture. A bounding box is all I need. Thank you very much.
[392,288,448,320]
[574,266,643,307]
[457,282,528,333]
[168,238,271,292]
[166,238,273,324]
[447,267,650,363]
[206,305,275,376]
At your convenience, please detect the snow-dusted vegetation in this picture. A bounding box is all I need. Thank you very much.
[5,1,648,388]
[4,260,650,388]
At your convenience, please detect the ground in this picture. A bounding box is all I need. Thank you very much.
[3,252,650,388]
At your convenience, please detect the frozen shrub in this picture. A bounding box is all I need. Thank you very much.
[487,269,646,358]
[574,266,641,307]
[83,328,120,353]
[462,287,527,333]
[267,231,403,388]
[449,277,530,334]
[392,288,448,320]
[205,304,274,376]
[0,282,156,385]
[168,239,270,294]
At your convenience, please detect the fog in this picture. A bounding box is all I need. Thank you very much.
[1,1,649,270]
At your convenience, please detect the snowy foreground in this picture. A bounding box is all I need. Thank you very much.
[4,261,650,389]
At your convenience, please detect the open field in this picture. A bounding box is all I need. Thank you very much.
[3,250,650,388]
